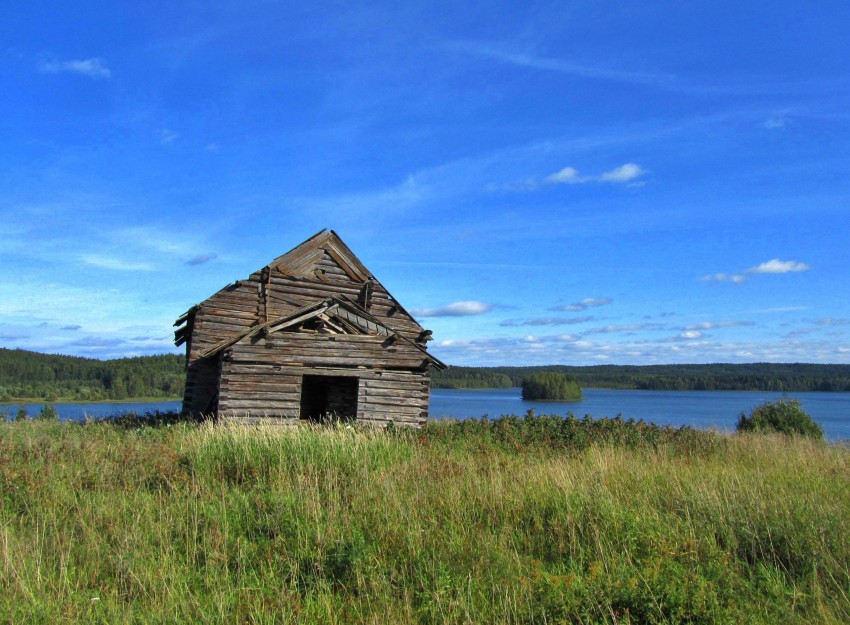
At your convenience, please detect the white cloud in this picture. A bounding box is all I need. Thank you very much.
[747,306,809,314]
[599,163,646,183]
[678,330,702,339]
[701,259,809,284]
[545,167,585,184]
[81,254,155,272]
[552,297,613,312]
[748,259,811,274]
[588,323,662,334]
[429,330,850,367]
[39,58,111,79]
[702,273,746,284]
[545,163,646,186]
[412,300,493,317]
[683,321,755,331]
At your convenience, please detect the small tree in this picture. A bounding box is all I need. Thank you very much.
[36,403,59,421]
[736,398,823,440]
[15,406,29,422]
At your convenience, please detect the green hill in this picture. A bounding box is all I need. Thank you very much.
[0,348,184,402]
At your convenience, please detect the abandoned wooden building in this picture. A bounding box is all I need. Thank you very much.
[173,229,446,426]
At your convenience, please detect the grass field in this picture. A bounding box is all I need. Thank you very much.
[1,414,848,623]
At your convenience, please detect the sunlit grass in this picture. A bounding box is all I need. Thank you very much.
[1,416,848,623]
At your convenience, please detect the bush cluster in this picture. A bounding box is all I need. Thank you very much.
[736,399,824,440]
[418,410,724,457]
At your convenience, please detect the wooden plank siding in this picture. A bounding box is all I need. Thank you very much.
[218,359,430,426]
[176,230,443,426]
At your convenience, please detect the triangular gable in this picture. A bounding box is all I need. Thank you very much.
[198,296,446,369]
[269,229,370,283]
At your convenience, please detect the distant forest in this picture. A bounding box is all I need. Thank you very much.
[433,363,850,392]
[0,348,185,402]
[3,348,850,402]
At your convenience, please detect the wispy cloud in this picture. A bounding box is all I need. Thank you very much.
[763,117,789,129]
[683,321,755,331]
[431,330,849,367]
[447,41,676,88]
[186,253,218,266]
[586,323,664,334]
[38,57,111,79]
[445,41,838,99]
[412,301,493,317]
[81,255,155,272]
[115,226,200,257]
[701,258,810,284]
[70,336,127,348]
[61,325,82,331]
[159,129,179,145]
[747,306,809,314]
[700,273,747,284]
[501,316,594,327]
[0,332,28,341]
[551,297,613,312]
[816,317,850,326]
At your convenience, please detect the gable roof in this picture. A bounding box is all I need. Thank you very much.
[199,296,447,369]
[270,229,371,282]
[174,229,432,355]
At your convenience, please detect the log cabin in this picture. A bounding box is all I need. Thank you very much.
[173,230,446,426]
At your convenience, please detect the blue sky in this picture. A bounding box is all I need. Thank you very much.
[1,1,849,365]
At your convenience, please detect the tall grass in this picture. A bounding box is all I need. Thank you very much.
[1,415,848,623]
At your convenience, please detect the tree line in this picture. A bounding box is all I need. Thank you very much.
[3,347,850,402]
[433,363,850,392]
[0,348,185,402]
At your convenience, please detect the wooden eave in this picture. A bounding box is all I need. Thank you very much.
[198,296,447,370]
[173,306,198,347]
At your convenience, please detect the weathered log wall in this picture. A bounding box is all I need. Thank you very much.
[216,333,431,426]
[182,357,220,418]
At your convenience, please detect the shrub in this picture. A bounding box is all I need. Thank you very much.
[521,372,582,401]
[36,403,59,421]
[736,398,824,440]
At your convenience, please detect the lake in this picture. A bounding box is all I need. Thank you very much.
[430,388,850,441]
[3,388,849,441]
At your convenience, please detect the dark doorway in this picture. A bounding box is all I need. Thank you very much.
[299,375,359,422]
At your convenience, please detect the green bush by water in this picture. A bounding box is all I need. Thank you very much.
[1,414,848,624]
[737,398,825,440]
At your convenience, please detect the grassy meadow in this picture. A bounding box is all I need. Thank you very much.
[1,414,848,624]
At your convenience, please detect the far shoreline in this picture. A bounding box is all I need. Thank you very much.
[0,397,182,405]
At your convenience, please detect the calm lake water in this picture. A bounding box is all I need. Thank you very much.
[430,388,850,441]
[3,388,849,441]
